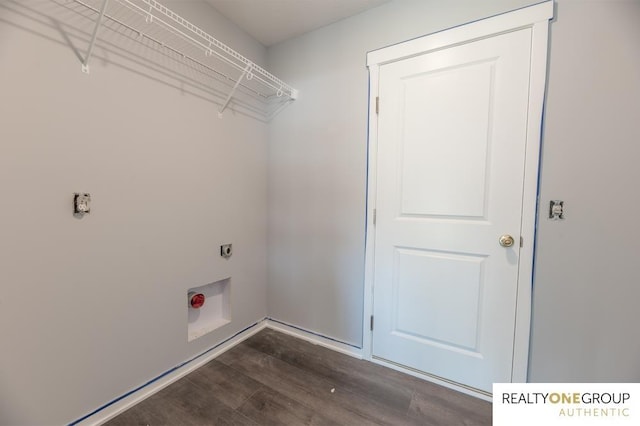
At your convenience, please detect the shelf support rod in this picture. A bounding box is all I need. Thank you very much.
[218,64,252,118]
[81,0,110,74]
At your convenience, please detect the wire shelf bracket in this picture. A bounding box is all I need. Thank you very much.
[218,63,252,118]
[81,0,110,73]
[71,0,298,120]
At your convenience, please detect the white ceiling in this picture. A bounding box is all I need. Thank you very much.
[204,0,390,46]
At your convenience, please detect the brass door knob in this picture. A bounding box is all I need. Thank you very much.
[499,235,515,247]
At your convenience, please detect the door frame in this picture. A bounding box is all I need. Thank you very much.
[363,1,553,393]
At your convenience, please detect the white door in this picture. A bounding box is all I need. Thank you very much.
[371,28,533,393]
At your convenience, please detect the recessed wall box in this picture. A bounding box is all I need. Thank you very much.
[187,278,231,341]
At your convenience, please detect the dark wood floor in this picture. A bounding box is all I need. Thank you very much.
[105,328,491,425]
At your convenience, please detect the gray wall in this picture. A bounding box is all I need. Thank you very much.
[0,1,269,424]
[267,0,640,381]
[267,0,540,345]
[529,0,640,382]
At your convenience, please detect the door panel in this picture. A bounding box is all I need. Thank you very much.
[393,248,485,351]
[372,28,532,392]
[400,60,493,218]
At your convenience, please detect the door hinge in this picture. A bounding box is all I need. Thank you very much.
[375,96,379,114]
[520,236,524,247]
[372,208,376,225]
[370,315,374,331]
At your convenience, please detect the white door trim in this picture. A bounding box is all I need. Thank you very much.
[363,1,553,390]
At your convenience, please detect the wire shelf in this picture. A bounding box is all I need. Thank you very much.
[71,0,298,120]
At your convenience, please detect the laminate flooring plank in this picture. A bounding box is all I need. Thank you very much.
[218,343,415,426]
[217,345,332,395]
[104,372,258,426]
[217,345,376,425]
[245,329,490,425]
[407,391,492,426]
[185,359,263,410]
[237,387,338,426]
[404,376,492,425]
[243,329,413,410]
[103,393,175,426]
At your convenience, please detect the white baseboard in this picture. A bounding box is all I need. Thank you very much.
[370,356,492,402]
[264,318,363,359]
[75,320,268,426]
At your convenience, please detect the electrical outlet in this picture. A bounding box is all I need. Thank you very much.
[220,244,232,259]
[73,193,91,217]
[549,200,564,220]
